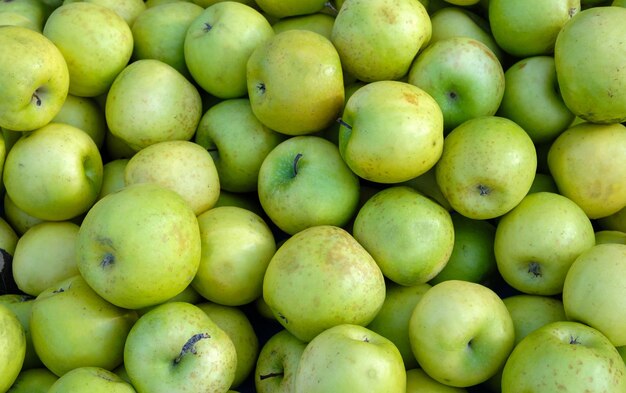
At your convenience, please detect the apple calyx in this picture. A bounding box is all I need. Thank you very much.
[292,153,303,177]
[527,261,542,278]
[100,252,115,268]
[173,332,211,365]
[259,371,284,381]
[569,335,581,345]
[203,23,212,32]
[256,82,266,94]
[477,184,491,196]
[336,117,353,130]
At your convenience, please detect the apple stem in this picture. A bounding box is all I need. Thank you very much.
[325,1,338,14]
[174,332,210,365]
[259,372,284,381]
[32,91,42,106]
[292,153,303,177]
[336,117,352,130]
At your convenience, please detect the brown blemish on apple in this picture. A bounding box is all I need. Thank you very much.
[380,7,397,24]
[174,332,210,365]
[403,92,418,105]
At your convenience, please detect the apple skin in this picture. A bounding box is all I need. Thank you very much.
[0,26,69,131]
[595,230,626,245]
[255,0,327,18]
[2,193,44,237]
[0,303,26,392]
[255,329,307,393]
[97,158,129,201]
[51,94,107,149]
[597,206,626,233]
[272,12,335,40]
[0,0,50,32]
[501,321,626,392]
[63,0,146,26]
[293,324,406,393]
[406,368,468,393]
[47,366,137,393]
[6,368,58,393]
[0,295,41,369]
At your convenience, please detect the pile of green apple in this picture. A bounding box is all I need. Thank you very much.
[0,0,625,392]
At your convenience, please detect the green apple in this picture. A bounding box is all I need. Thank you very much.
[294,324,406,392]
[0,216,18,256]
[196,302,259,388]
[613,0,626,6]
[0,0,49,31]
[255,0,326,18]
[2,193,43,236]
[0,26,69,131]
[185,1,274,99]
[97,158,128,200]
[409,280,515,387]
[263,225,386,342]
[489,0,580,57]
[0,304,26,392]
[124,140,220,215]
[495,192,596,295]
[366,282,431,369]
[247,29,344,135]
[6,368,58,393]
[408,36,504,132]
[3,122,103,221]
[62,0,146,26]
[597,206,626,232]
[272,12,335,40]
[503,294,567,346]
[406,368,468,393]
[548,122,626,219]
[257,136,360,235]
[76,183,201,310]
[331,0,431,82]
[47,366,137,393]
[135,284,204,317]
[30,275,138,376]
[131,1,203,78]
[562,243,626,346]
[353,186,455,286]
[124,301,238,393]
[103,128,136,161]
[554,6,626,123]
[595,230,626,245]
[254,329,307,393]
[191,0,256,7]
[429,211,497,285]
[338,80,444,183]
[105,59,202,151]
[0,11,39,30]
[213,190,265,218]
[43,2,133,97]
[51,94,107,149]
[497,56,575,144]
[401,166,452,211]
[527,172,559,194]
[435,116,537,220]
[501,321,626,392]
[0,294,40,369]
[194,98,284,193]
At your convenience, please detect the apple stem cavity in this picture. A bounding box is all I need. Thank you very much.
[174,332,210,365]
[259,372,284,381]
[527,261,542,278]
[100,252,115,268]
[32,90,42,106]
[336,117,352,130]
[292,153,303,177]
[477,184,491,196]
[447,91,458,100]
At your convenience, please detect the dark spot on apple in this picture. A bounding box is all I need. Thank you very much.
[257,82,266,94]
[100,252,115,268]
[259,372,284,381]
[174,332,210,365]
[363,336,370,343]
[447,91,458,100]
[568,7,578,18]
[336,117,352,130]
[277,312,288,324]
[53,287,65,294]
[380,7,397,24]
[477,184,491,196]
[467,338,474,348]
[202,22,212,32]
[569,335,581,345]
[292,153,303,177]
[528,261,542,278]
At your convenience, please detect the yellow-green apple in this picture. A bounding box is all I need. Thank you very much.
[103,129,136,161]
[47,366,137,393]
[495,192,596,295]
[3,122,103,221]
[527,172,559,195]
[562,243,626,346]
[196,302,259,388]
[62,0,146,26]
[597,206,626,233]
[489,0,580,57]
[366,282,431,369]
[294,324,406,393]
[213,190,265,218]
[30,275,138,376]
[124,140,220,215]
[0,26,69,131]
[554,6,626,123]
[548,122,626,219]
[263,225,386,342]
[595,230,626,245]
[42,2,133,97]
[429,211,497,285]
[105,59,202,151]
[97,158,128,200]
[497,56,575,144]
[123,301,237,393]
[338,80,444,183]
[191,0,256,7]
[0,0,49,31]
[0,304,25,391]
[247,29,344,135]
[255,0,326,18]
[402,166,452,211]
[331,0,431,82]
[6,368,58,393]
[613,0,626,6]
[135,284,204,317]
[409,280,515,387]
[185,2,274,99]
[254,329,307,393]
[131,1,203,78]
[76,183,201,309]
[192,206,276,306]
[2,194,43,236]
[257,136,360,235]
[501,321,626,392]
[0,12,38,30]
[435,116,537,220]
[406,368,468,393]
[0,216,18,256]
[51,94,106,149]
[272,12,335,39]
[194,98,284,193]
[0,294,41,369]
[353,186,455,285]
[408,37,504,132]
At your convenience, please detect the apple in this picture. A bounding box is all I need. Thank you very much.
[255,0,327,18]
[47,366,137,393]
[435,116,537,220]
[494,192,596,295]
[123,301,238,393]
[97,158,128,200]
[0,295,39,370]
[30,275,138,376]
[254,329,307,393]
[42,2,133,97]
[330,0,431,82]
[6,368,58,393]
[272,12,335,40]
[0,26,69,131]
[62,0,146,26]
[0,0,49,31]
[257,136,360,235]
[496,55,575,144]
[503,294,567,346]
[213,190,265,218]
[0,303,26,392]
[131,1,203,78]
[338,80,444,184]
[51,94,107,149]
[409,280,515,387]
[194,98,285,193]
[105,59,203,151]
[562,243,626,346]
[76,182,201,310]
[401,166,452,211]
[554,6,626,123]
[527,172,559,194]
[191,0,256,7]
[294,324,406,393]
[2,193,43,236]
[501,321,626,392]
[0,216,18,256]
[597,206,626,233]
[263,225,386,342]
[135,284,204,317]
[406,368,468,393]
[103,129,136,161]
[247,29,344,135]
[0,11,39,31]
[353,186,455,286]
[184,1,274,99]
[595,230,626,245]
